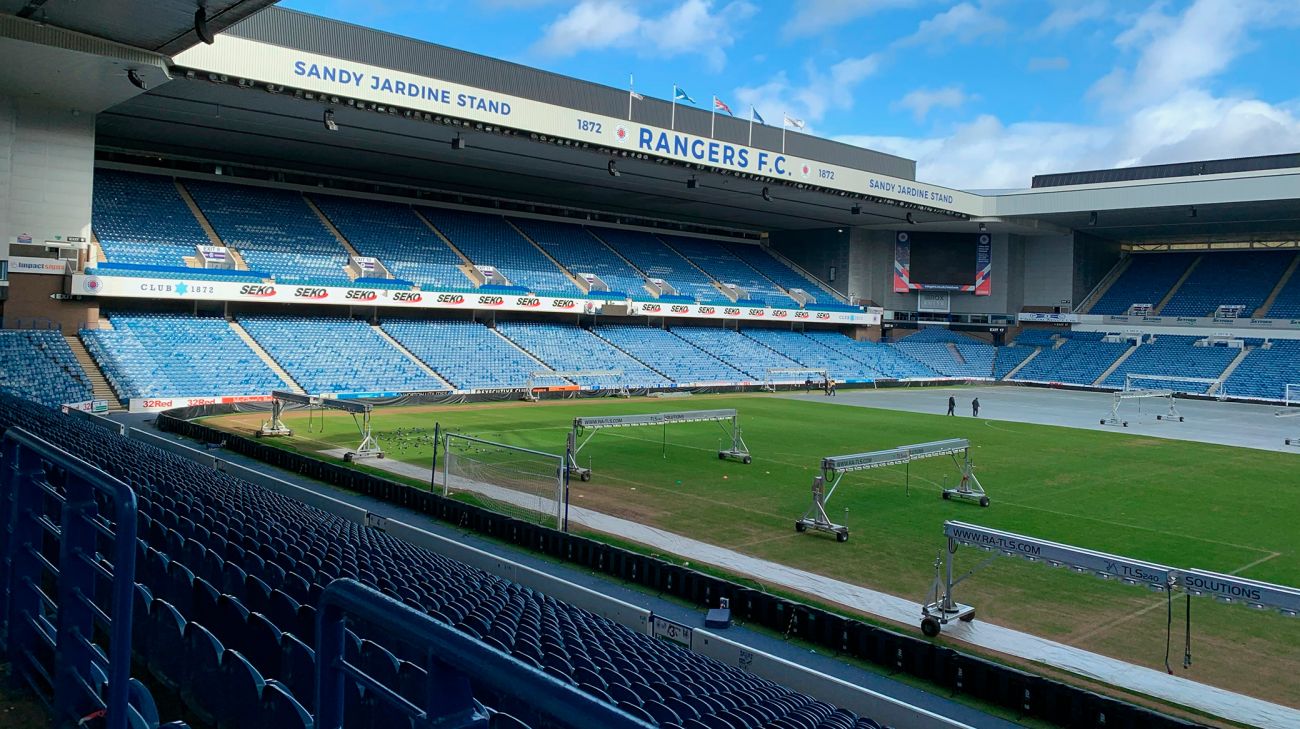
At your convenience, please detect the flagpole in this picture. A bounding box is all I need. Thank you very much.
[627,75,633,120]
[671,85,677,130]
[782,111,787,154]
[748,106,754,146]
[710,96,716,138]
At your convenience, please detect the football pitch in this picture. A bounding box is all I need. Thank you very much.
[205,393,1300,709]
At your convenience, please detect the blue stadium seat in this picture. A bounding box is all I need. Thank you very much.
[422,207,579,295]
[512,218,650,297]
[0,329,93,407]
[93,169,211,267]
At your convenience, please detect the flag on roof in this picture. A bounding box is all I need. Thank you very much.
[713,97,733,115]
[751,106,765,125]
[674,86,697,104]
[783,113,805,129]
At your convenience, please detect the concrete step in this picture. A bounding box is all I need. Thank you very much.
[64,334,125,410]
[1079,255,1133,314]
[504,218,589,294]
[228,320,305,394]
[1153,255,1201,315]
[1094,343,1140,386]
[412,208,484,287]
[1002,347,1041,380]
[1208,346,1253,395]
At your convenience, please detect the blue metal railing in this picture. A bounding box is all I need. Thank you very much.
[1,427,138,729]
[316,578,654,729]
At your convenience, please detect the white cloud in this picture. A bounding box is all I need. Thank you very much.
[782,0,925,39]
[1038,0,1108,34]
[1027,56,1070,72]
[896,2,1006,47]
[534,0,755,71]
[893,86,972,121]
[734,53,883,132]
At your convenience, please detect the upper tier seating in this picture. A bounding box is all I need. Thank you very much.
[184,180,351,287]
[238,315,448,394]
[661,236,791,305]
[0,330,92,407]
[381,319,564,391]
[593,324,744,384]
[802,332,938,379]
[1265,258,1300,317]
[668,326,799,379]
[724,243,840,302]
[421,208,577,295]
[81,313,285,399]
[311,194,471,291]
[496,322,669,389]
[510,219,649,298]
[93,169,211,267]
[1224,340,1300,400]
[1161,252,1291,317]
[1010,339,1132,385]
[0,394,888,729]
[1102,335,1239,393]
[738,329,877,381]
[1013,329,1058,347]
[590,229,727,303]
[1089,253,1196,315]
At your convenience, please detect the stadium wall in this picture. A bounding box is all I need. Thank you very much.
[1071,232,1123,308]
[0,97,95,258]
[1,272,97,330]
[1020,234,1074,309]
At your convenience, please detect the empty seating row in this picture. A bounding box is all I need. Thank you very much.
[1222,340,1300,400]
[1089,254,1197,315]
[423,208,578,295]
[1161,252,1290,317]
[0,329,93,407]
[93,169,212,268]
[593,324,745,384]
[1010,339,1132,385]
[662,236,788,306]
[737,329,877,381]
[512,218,650,298]
[381,318,565,390]
[803,332,938,379]
[593,229,728,303]
[238,315,449,394]
[724,244,839,303]
[82,313,286,399]
[1101,335,1239,392]
[496,321,670,389]
[668,326,799,380]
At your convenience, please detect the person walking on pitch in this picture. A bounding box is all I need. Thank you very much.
[947,395,956,416]
[972,397,980,417]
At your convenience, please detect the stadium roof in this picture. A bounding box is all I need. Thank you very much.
[0,0,277,54]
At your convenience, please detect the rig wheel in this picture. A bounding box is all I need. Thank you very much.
[795,521,807,533]
[979,496,990,508]
[921,617,941,638]
[836,530,849,543]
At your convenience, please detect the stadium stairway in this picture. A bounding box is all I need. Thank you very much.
[1092,341,1139,386]
[173,179,228,252]
[1207,345,1254,395]
[1152,255,1202,314]
[227,320,305,394]
[411,208,488,287]
[1001,347,1041,380]
[1077,256,1133,314]
[302,194,362,258]
[503,219,592,295]
[64,333,125,410]
[1257,252,1300,316]
[369,325,453,387]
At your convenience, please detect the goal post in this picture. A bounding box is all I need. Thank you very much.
[524,369,626,400]
[1104,374,1220,427]
[442,432,568,529]
[1278,383,1300,414]
[763,368,829,392]
[567,409,751,480]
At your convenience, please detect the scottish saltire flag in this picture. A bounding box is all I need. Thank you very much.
[674,86,696,104]
[751,106,765,125]
[713,97,733,115]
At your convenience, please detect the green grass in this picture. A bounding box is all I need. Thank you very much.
[205,394,1300,710]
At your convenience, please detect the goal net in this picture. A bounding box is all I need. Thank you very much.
[1277,384,1300,417]
[1124,373,1221,395]
[763,368,829,392]
[442,432,567,529]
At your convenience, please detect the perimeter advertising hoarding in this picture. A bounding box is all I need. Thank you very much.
[69,274,880,326]
[171,37,980,216]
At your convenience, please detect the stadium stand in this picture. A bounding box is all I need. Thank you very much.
[992,346,1037,380]
[1012,329,1059,347]
[510,218,650,298]
[310,194,472,291]
[1266,267,1300,317]
[86,264,265,283]
[381,318,565,391]
[0,329,93,407]
[803,331,939,379]
[81,313,285,399]
[183,180,353,287]
[668,326,799,379]
[738,328,878,381]
[1101,335,1240,393]
[495,321,670,389]
[724,243,841,302]
[593,324,745,384]
[421,207,578,295]
[92,169,212,268]
[661,235,790,305]
[0,393,893,729]
[892,329,995,378]
[1089,253,1196,315]
[1010,338,1133,385]
[237,315,449,394]
[591,228,728,303]
[1223,340,1300,400]
[1160,251,1291,317]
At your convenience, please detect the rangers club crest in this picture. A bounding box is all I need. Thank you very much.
[614,125,629,144]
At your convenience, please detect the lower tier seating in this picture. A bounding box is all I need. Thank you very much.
[496,321,670,389]
[0,329,93,407]
[82,313,285,399]
[0,394,889,729]
[669,326,799,380]
[738,329,877,381]
[1224,340,1300,400]
[237,315,449,394]
[381,318,565,390]
[593,324,744,384]
[1101,335,1239,393]
[1010,339,1132,385]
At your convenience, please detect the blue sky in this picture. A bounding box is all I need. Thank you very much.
[281,0,1300,189]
